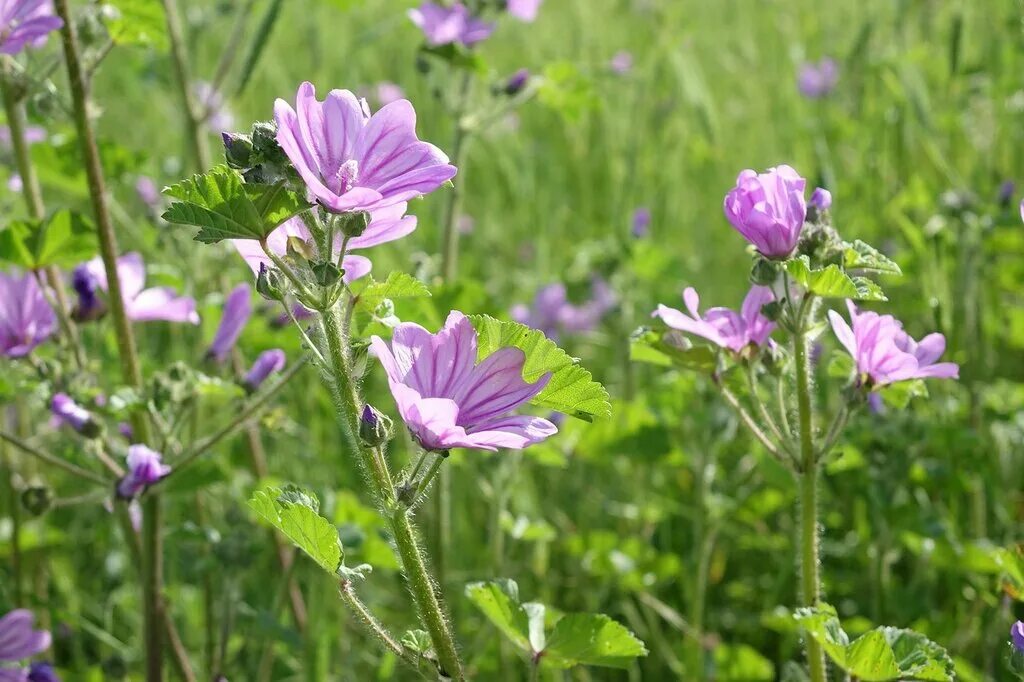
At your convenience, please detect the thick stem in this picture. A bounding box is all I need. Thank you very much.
[54,4,164,679]
[160,0,211,170]
[793,303,826,682]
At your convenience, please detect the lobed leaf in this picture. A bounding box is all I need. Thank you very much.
[469,315,611,421]
[786,256,887,301]
[843,240,903,276]
[105,0,168,49]
[465,580,532,653]
[630,328,717,373]
[354,272,432,313]
[0,210,96,269]
[543,613,648,670]
[248,486,342,575]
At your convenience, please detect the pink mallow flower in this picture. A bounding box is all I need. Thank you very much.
[116,445,171,499]
[274,81,456,214]
[0,270,56,357]
[723,164,807,259]
[507,0,543,22]
[653,285,776,353]
[371,311,557,452]
[0,0,63,55]
[827,301,959,388]
[374,82,405,107]
[243,349,286,391]
[798,58,839,99]
[51,393,95,435]
[77,253,198,324]
[206,283,252,362]
[408,2,495,46]
[0,608,51,675]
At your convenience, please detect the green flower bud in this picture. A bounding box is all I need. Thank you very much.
[359,405,394,447]
[221,132,254,169]
[256,263,289,302]
[336,211,371,239]
[750,258,779,286]
[22,486,53,516]
[311,261,343,287]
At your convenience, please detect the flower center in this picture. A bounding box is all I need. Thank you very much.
[335,159,359,194]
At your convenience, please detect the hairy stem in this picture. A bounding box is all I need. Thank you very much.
[160,0,211,169]
[439,70,473,282]
[338,580,418,668]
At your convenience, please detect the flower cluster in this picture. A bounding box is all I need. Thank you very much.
[511,278,616,341]
[0,608,57,681]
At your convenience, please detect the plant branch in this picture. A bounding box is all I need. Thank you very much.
[0,430,108,485]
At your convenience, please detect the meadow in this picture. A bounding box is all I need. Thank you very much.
[1,0,1023,680]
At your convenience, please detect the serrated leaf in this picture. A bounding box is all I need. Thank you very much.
[846,630,902,680]
[543,613,648,669]
[465,580,532,653]
[162,166,310,243]
[355,272,431,313]
[793,604,850,665]
[630,328,717,373]
[105,0,168,49]
[401,629,432,655]
[843,240,902,276]
[0,210,96,269]
[469,315,611,421]
[881,628,954,681]
[248,486,342,575]
[786,256,887,301]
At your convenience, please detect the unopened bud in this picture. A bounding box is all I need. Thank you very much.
[221,132,254,169]
[256,262,288,302]
[22,486,52,516]
[311,261,343,287]
[337,211,371,239]
[749,258,779,286]
[359,405,393,447]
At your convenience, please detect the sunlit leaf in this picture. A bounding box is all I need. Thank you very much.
[543,613,647,669]
[0,210,96,269]
[248,486,342,575]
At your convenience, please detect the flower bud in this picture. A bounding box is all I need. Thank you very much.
[359,404,393,447]
[221,132,254,169]
[749,258,779,286]
[243,349,286,392]
[810,187,832,211]
[336,211,371,239]
[21,486,53,516]
[312,261,343,287]
[256,262,288,302]
[504,68,530,96]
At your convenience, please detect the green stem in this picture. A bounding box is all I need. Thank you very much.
[687,445,711,679]
[0,430,108,485]
[160,0,211,170]
[793,297,826,682]
[338,580,419,669]
[440,70,473,283]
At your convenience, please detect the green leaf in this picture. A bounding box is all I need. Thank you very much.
[630,328,717,373]
[354,272,431,313]
[713,643,775,681]
[880,628,954,681]
[105,0,168,49]
[793,604,850,665]
[465,580,533,653]
[401,630,432,655]
[845,630,902,680]
[877,379,928,409]
[538,61,600,122]
[0,210,96,269]
[543,613,647,669]
[469,315,611,421]
[786,256,887,301]
[248,486,342,575]
[843,240,903,276]
[162,166,310,243]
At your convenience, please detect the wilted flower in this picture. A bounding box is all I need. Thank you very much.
[1012,621,1024,652]
[0,0,63,55]
[408,2,495,46]
[0,270,56,357]
[504,68,530,95]
[798,58,839,98]
[275,81,457,214]
[723,165,807,259]
[243,349,286,390]
[631,207,651,238]
[0,609,52,670]
[51,393,96,435]
[374,82,405,107]
[116,445,171,499]
[206,283,252,362]
[810,187,832,211]
[827,301,959,387]
[26,662,59,682]
[194,81,234,133]
[654,285,776,353]
[76,253,199,324]
[609,50,633,75]
[506,0,542,21]
[371,311,558,452]
[135,176,160,209]
[512,278,616,340]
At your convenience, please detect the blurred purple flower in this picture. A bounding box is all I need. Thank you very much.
[118,422,133,441]
[70,263,104,321]
[631,207,651,238]
[0,609,52,664]
[810,187,832,211]
[206,283,252,362]
[51,393,93,433]
[828,301,959,388]
[654,285,776,353]
[135,176,160,209]
[0,270,56,357]
[609,50,633,75]
[194,81,234,133]
[7,174,21,193]
[512,279,616,340]
[506,0,542,21]
[371,311,557,452]
[244,349,286,390]
[998,180,1015,206]
[408,2,495,46]
[117,444,171,499]
[505,68,530,95]
[1012,621,1024,652]
[0,124,45,146]
[724,165,807,259]
[275,81,456,214]
[0,0,63,55]
[457,214,475,235]
[374,81,405,107]
[866,392,886,415]
[77,253,199,324]
[27,662,59,682]
[798,58,839,99]
[273,303,314,327]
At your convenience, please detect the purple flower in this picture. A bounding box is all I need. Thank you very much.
[275,82,456,214]
[243,349,286,390]
[506,0,542,21]
[371,311,558,452]
[0,124,45,147]
[631,207,651,238]
[0,609,51,664]
[723,165,808,259]
[51,393,93,434]
[116,444,171,499]
[810,187,832,211]
[512,279,614,341]
[77,253,199,324]
[457,214,475,234]
[1012,621,1024,652]
[505,68,530,95]
[0,1,63,55]
[206,283,252,362]
[374,82,405,107]
[7,173,21,193]
[408,2,495,47]
[609,50,633,75]
[654,285,776,353]
[273,303,314,327]
[135,176,160,209]
[117,422,133,441]
[0,270,56,357]
[998,180,1015,206]
[70,262,103,321]
[194,81,234,133]
[798,58,839,99]
[827,301,959,388]
[26,662,58,682]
